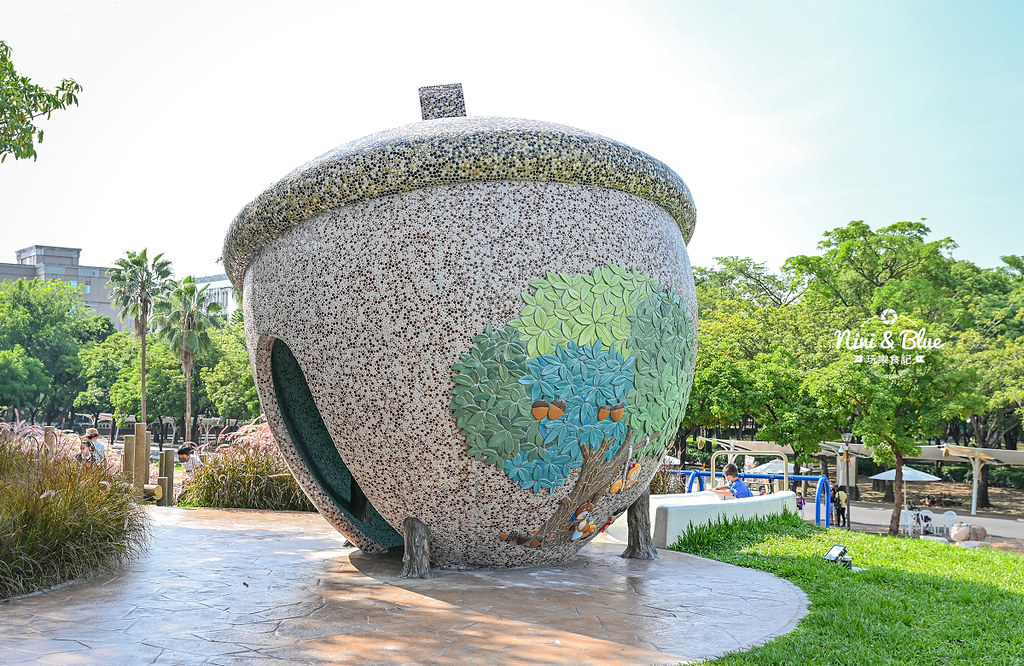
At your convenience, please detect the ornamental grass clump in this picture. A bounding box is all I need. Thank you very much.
[178,422,314,511]
[0,424,149,599]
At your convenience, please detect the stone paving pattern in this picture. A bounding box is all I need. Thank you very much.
[0,508,807,665]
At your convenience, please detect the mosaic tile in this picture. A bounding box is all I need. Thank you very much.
[418,83,466,120]
[450,264,696,504]
[223,118,696,289]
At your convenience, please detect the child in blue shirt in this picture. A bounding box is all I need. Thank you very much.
[713,463,754,498]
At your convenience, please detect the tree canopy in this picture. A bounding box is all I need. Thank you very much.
[0,40,82,162]
[200,320,260,423]
[691,220,1023,524]
[0,278,103,420]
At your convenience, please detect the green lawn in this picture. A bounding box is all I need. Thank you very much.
[669,513,1024,665]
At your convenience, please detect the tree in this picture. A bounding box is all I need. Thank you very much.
[785,220,959,322]
[0,40,82,162]
[152,277,222,442]
[808,315,983,534]
[109,338,185,435]
[201,320,260,422]
[695,256,805,310]
[690,259,850,470]
[0,345,47,419]
[107,250,173,429]
[0,278,93,421]
[939,255,1024,505]
[74,331,135,426]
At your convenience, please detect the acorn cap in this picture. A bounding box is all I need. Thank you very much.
[224,105,696,289]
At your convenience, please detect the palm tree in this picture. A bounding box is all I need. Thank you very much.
[152,276,222,443]
[108,249,173,430]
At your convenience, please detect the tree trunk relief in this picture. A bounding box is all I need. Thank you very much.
[621,489,658,560]
[399,516,432,579]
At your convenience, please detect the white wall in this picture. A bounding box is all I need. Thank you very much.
[605,491,798,548]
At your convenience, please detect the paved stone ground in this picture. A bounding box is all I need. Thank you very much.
[0,507,807,665]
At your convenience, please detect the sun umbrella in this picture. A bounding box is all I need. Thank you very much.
[749,460,800,475]
[869,466,941,508]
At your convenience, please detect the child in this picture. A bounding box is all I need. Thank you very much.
[83,428,106,463]
[712,463,753,498]
[177,444,203,477]
[76,440,98,467]
[796,491,806,518]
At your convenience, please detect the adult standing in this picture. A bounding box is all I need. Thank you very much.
[837,487,849,528]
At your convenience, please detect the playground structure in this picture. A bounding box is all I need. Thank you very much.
[677,470,832,527]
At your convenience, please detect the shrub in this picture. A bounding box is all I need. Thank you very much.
[0,426,149,599]
[934,462,1023,489]
[649,468,685,494]
[178,422,314,511]
[939,463,972,484]
[989,466,1024,490]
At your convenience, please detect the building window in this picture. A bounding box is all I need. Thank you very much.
[83,284,91,294]
[69,280,78,288]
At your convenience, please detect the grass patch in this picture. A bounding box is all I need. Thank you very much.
[179,423,314,511]
[0,430,149,599]
[670,512,1024,665]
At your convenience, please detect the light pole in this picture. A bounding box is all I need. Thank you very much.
[841,432,853,529]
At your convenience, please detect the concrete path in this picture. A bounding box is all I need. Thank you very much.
[0,507,807,665]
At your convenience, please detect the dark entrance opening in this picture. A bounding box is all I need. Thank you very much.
[270,339,402,548]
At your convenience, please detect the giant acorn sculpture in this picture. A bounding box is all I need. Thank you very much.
[223,84,698,568]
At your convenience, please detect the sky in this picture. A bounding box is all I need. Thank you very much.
[2,0,1022,280]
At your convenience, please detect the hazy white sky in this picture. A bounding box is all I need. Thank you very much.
[2,0,1022,279]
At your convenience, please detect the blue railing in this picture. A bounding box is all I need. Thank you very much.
[670,470,833,527]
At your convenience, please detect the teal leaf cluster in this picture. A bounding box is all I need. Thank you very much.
[518,341,633,463]
[451,324,536,466]
[626,288,697,457]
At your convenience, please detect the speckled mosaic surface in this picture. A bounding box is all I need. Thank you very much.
[240,177,697,568]
[418,83,466,120]
[222,117,695,289]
